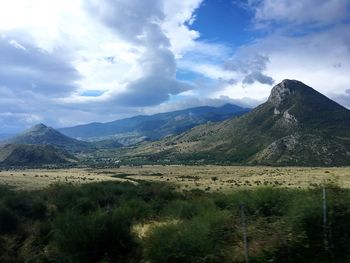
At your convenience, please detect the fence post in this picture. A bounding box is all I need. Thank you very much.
[240,203,249,263]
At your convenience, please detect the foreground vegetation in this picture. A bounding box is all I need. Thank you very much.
[1,181,350,262]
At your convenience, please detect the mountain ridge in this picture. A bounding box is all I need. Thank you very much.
[58,103,250,144]
[124,79,350,166]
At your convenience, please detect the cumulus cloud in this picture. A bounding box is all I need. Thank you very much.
[84,0,198,107]
[0,0,205,131]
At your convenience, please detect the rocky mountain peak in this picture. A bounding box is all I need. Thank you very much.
[268,79,306,107]
[28,123,49,133]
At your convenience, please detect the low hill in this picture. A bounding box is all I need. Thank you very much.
[128,79,350,166]
[5,124,91,152]
[0,144,77,167]
[59,104,249,145]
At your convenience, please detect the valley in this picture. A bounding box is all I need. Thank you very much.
[2,0,350,260]
[1,79,350,262]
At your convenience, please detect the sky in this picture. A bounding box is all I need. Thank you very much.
[0,0,349,133]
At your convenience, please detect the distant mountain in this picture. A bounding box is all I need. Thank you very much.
[58,104,250,145]
[129,80,350,166]
[5,124,91,152]
[0,144,77,167]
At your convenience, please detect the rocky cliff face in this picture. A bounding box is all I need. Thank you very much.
[268,79,295,107]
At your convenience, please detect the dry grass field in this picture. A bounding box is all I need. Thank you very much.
[1,165,350,191]
[0,168,133,190]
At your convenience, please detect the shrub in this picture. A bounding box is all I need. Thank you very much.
[4,192,46,219]
[53,207,139,262]
[0,206,18,234]
[144,210,233,263]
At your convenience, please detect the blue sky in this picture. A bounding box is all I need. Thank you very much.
[0,0,350,133]
[191,0,256,46]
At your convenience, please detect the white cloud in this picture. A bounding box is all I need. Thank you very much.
[8,39,26,50]
[254,27,350,106]
[217,0,350,108]
[1,0,349,132]
[212,81,271,102]
[179,61,237,80]
[0,0,207,131]
[162,0,202,57]
[246,0,350,29]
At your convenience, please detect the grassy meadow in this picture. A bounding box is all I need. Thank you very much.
[1,165,349,191]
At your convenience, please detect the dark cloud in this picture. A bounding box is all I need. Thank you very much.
[243,71,274,85]
[113,77,191,107]
[85,0,192,107]
[224,50,275,85]
[224,53,269,73]
[0,35,80,97]
[218,78,237,85]
[0,112,39,133]
[0,34,81,132]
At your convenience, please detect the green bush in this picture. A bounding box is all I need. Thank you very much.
[0,206,18,234]
[53,207,139,262]
[4,192,47,219]
[2,181,350,262]
[144,210,233,263]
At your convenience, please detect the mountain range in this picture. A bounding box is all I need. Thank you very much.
[1,80,349,167]
[58,104,249,145]
[0,104,249,166]
[125,80,350,166]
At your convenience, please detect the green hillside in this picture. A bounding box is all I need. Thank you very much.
[6,124,90,152]
[125,80,350,166]
[0,144,77,167]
